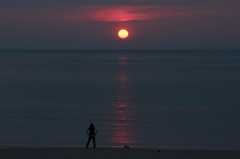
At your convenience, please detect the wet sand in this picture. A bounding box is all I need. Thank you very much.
[0,148,239,159]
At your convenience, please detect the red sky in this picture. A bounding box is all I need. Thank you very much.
[1,0,239,49]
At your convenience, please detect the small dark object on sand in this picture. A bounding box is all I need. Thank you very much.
[124,146,130,148]
[158,150,161,152]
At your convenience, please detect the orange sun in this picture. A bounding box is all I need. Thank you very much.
[118,29,129,39]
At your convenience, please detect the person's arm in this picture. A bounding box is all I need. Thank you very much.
[86,130,89,135]
[95,129,98,135]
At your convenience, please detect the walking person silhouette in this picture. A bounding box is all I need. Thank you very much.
[86,123,98,148]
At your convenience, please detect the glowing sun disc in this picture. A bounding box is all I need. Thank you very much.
[118,29,129,39]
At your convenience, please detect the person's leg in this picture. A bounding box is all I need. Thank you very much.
[86,137,91,148]
[93,137,96,148]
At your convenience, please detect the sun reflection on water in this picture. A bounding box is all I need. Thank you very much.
[107,55,136,147]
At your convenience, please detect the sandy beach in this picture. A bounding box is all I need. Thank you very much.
[0,148,239,159]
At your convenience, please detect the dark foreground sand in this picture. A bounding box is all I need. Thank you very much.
[0,148,239,159]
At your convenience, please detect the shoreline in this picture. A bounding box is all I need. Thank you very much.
[0,148,239,159]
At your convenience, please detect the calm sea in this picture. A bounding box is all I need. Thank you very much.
[0,50,239,150]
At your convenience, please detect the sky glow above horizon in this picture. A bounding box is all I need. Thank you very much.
[0,0,240,49]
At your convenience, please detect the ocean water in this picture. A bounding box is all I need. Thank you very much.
[0,50,239,150]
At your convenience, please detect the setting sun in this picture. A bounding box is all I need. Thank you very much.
[118,29,129,39]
